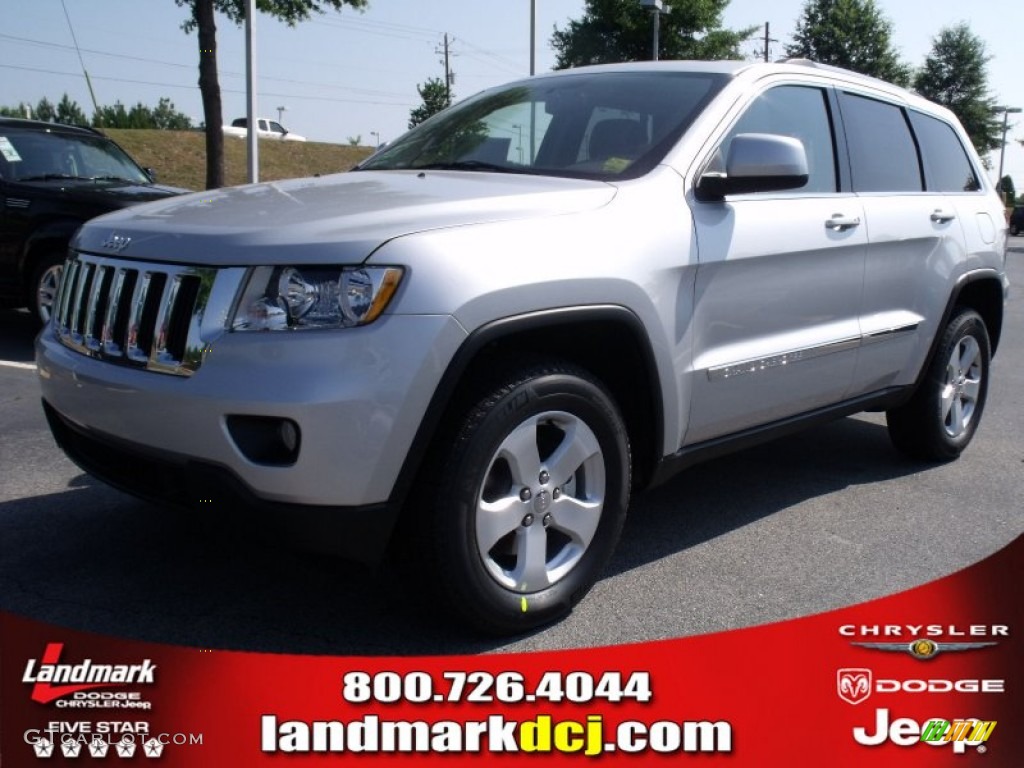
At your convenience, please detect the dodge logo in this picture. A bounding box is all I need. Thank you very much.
[838,668,872,705]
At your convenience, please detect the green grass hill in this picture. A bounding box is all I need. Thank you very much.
[105,129,374,191]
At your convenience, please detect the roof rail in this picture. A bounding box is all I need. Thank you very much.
[774,57,819,67]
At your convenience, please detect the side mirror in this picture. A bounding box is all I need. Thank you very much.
[696,133,809,201]
[144,167,157,182]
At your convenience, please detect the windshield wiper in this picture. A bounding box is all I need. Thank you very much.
[15,173,92,182]
[16,173,139,183]
[412,160,530,174]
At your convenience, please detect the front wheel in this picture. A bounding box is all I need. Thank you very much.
[29,253,65,325]
[887,308,991,461]
[428,362,630,634]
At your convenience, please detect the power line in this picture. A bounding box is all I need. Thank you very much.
[0,63,413,108]
[0,33,411,101]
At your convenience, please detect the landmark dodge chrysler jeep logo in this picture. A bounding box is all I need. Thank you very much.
[22,643,156,704]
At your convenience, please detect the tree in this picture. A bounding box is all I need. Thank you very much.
[913,23,1000,158]
[346,134,362,146]
[408,78,450,129]
[173,0,368,189]
[152,97,194,130]
[551,0,754,68]
[34,97,56,123]
[1000,176,1016,205]
[56,94,89,126]
[786,0,911,86]
[0,102,33,119]
[91,98,192,129]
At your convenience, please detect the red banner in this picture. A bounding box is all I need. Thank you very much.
[2,535,1020,766]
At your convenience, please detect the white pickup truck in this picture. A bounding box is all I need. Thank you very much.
[222,117,306,142]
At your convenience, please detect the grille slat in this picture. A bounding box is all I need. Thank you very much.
[54,254,217,377]
[101,268,128,358]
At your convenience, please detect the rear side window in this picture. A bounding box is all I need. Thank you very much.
[840,93,922,193]
[908,111,980,193]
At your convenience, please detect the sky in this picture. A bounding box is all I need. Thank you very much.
[1,0,1021,187]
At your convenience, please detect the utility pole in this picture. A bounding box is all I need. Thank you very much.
[762,22,778,63]
[640,1,665,62]
[245,0,258,183]
[529,0,536,76]
[436,34,455,106]
[994,106,1022,203]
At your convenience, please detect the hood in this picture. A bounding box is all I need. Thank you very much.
[20,178,186,207]
[72,170,617,266]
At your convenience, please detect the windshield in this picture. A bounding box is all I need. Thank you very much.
[360,71,727,181]
[0,129,151,184]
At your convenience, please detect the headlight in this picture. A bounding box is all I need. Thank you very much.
[231,265,403,331]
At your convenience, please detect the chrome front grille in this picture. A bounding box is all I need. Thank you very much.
[54,254,217,376]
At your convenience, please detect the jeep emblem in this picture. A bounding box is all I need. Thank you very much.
[100,233,131,252]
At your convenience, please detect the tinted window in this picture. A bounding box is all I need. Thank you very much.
[713,85,837,194]
[908,111,980,193]
[840,93,921,192]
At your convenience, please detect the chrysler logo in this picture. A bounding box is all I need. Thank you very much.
[100,233,132,252]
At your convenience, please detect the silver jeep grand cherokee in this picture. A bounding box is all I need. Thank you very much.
[36,61,1008,633]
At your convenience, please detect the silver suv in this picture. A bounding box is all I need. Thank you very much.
[36,61,1009,633]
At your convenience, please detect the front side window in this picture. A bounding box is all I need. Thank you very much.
[359,71,727,181]
[712,85,838,194]
[840,92,922,193]
[908,111,980,193]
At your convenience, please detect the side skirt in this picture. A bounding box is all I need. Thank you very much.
[648,386,910,488]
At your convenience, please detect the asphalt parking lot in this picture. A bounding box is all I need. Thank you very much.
[1,241,1022,655]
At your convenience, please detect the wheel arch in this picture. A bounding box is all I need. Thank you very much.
[388,305,665,517]
[20,219,79,293]
[947,271,1004,357]
[898,269,1003,408]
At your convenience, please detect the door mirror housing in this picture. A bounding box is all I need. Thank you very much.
[697,133,810,201]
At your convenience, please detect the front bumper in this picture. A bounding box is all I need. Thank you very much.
[36,312,467,545]
[43,401,394,563]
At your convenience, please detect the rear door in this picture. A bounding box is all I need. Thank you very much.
[687,83,867,444]
[837,92,973,394]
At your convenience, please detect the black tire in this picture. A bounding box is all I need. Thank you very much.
[28,252,66,325]
[886,308,990,461]
[425,361,630,634]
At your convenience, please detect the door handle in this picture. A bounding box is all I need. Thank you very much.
[930,209,956,223]
[825,215,861,231]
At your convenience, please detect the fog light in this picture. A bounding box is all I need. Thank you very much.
[279,419,299,454]
[226,415,301,466]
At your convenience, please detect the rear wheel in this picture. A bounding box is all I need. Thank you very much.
[425,361,630,634]
[887,308,990,461]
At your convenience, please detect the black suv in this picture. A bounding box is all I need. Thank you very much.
[0,118,186,321]
[1010,205,1023,236]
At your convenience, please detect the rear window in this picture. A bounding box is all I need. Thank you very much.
[908,111,980,193]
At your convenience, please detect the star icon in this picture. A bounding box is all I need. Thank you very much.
[89,737,111,758]
[143,738,165,758]
[33,737,55,758]
[61,739,83,757]
[116,737,137,757]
